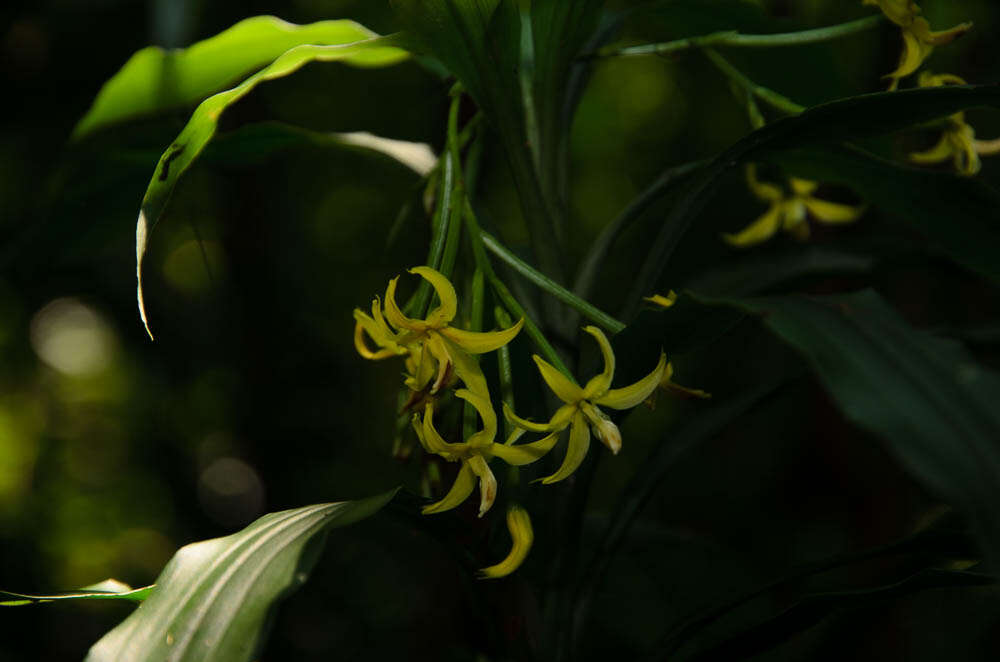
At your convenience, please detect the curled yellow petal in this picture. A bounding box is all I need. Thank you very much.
[353,316,398,360]
[581,326,616,400]
[745,164,783,202]
[724,203,783,247]
[455,388,497,447]
[910,134,953,164]
[802,198,865,225]
[383,275,422,331]
[438,317,524,354]
[540,411,591,484]
[490,430,560,466]
[502,402,568,433]
[422,462,476,514]
[884,28,930,84]
[410,266,457,326]
[467,455,497,517]
[596,351,667,410]
[421,401,455,456]
[479,505,533,579]
[532,355,583,404]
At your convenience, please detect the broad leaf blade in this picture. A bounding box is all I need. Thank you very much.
[736,291,1000,568]
[627,83,1000,312]
[767,144,1000,281]
[74,16,385,139]
[86,490,397,662]
[135,37,408,337]
[1,580,151,606]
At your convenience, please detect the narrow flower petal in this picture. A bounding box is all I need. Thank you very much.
[502,402,565,433]
[455,388,497,447]
[802,198,865,225]
[597,351,667,410]
[410,266,458,326]
[353,318,398,360]
[383,275,422,331]
[745,164,783,202]
[644,291,677,309]
[479,505,534,579]
[422,462,476,514]
[439,317,524,354]
[910,134,953,164]
[421,401,455,455]
[885,28,930,84]
[917,19,973,47]
[581,326,615,400]
[540,412,591,484]
[724,204,783,247]
[789,178,818,197]
[532,355,583,404]
[435,335,489,397]
[467,455,497,517]
[491,430,560,466]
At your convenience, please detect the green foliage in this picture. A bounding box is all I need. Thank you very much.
[86,491,396,662]
[73,17,388,139]
[1,580,151,606]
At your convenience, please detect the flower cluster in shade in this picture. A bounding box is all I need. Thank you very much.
[354,266,672,577]
[725,165,865,248]
[863,0,971,90]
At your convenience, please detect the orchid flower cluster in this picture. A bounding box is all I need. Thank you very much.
[728,0,995,249]
[354,266,669,577]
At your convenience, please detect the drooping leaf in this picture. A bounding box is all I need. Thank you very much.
[733,290,1000,569]
[86,490,397,662]
[627,83,1000,312]
[135,37,408,337]
[1,580,152,607]
[74,16,388,139]
[766,144,1000,281]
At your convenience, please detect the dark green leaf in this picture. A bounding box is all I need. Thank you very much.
[86,490,397,662]
[767,144,1000,281]
[1,580,151,607]
[734,290,1000,568]
[74,17,390,139]
[135,37,408,337]
[627,83,1000,313]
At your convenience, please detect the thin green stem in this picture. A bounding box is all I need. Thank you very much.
[407,152,454,316]
[464,201,572,378]
[480,230,625,334]
[703,48,805,115]
[463,268,485,441]
[593,14,882,58]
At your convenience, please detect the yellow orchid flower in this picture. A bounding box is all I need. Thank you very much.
[505,326,667,484]
[910,72,1000,176]
[414,389,560,517]
[863,0,972,89]
[479,504,533,579]
[383,266,523,396]
[724,165,864,248]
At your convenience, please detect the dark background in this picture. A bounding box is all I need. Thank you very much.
[1,0,999,659]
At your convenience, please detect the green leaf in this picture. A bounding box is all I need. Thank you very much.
[135,37,408,338]
[86,490,397,662]
[734,290,1000,568]
[766,144,1000,281]
[626,83,1000,313]
[684,569,997,661]
[74,16,388,139]
[1,579,152,607]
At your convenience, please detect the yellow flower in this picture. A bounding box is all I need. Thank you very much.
[643,291,677,309]
[910,72,1000,176]
[414,389,560,516]
[354,266,523,396]
[863,0,971,89]
[505,326,666,484]
[724,165,864,247]
[479,504,533,579]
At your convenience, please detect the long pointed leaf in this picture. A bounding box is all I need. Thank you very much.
[1,580,151,606]
[86,490,397,662]
[74,16,390,139]
[134,37,408,337]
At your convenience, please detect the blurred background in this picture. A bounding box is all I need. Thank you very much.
[1,0,999,659]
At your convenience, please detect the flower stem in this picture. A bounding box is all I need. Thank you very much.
[463,201,573,378]
[592,14,882,58]
[703,48,805,115]
[480,230,625,334]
